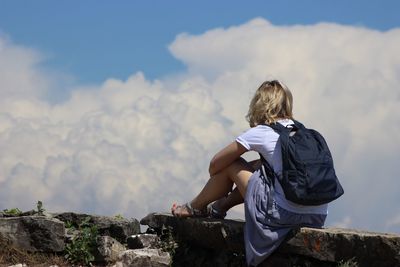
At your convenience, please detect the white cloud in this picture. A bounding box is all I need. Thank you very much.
[0,19,399,233]
[0,43,232,217]
[386,214,400,233]
[0,35,49,100]
[330,216,352,229]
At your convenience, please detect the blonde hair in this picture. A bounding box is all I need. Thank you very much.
[246,80,293,127]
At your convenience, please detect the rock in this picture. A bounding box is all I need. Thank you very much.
[140,212,244,253]
[95,235,127,262]
[20,209,38,216]
[127,234,160,249]
[140,213,400,267]
[280,227,400,267]
[118,248,171,267]
[258,252,330,267]
[53,212,140,243]
[0,216,65,252]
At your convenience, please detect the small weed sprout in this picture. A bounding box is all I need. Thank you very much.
[114,214,124,220]
[2,208,22,216]
[64,221,75,229]
[36,201,45,215]
[337,258,358,267]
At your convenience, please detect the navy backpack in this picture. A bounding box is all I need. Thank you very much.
[261,120,344,205]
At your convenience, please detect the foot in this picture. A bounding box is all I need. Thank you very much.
[171,202,208,218]
[209,202,227,219]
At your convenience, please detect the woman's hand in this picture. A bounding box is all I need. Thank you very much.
[208,141,248,176]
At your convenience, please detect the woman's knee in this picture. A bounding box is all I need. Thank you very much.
[225,157,254,197]
[229,157,255,173]
[213,157,254,182]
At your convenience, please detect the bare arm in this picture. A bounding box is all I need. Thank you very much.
[208,141,248,176]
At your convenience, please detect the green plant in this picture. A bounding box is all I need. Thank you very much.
[36,200,45,215]
[114,214,124,220]
[64,217,98,266]
[2,208,22,216]
[64,220,75,229]
[337,258,358,267]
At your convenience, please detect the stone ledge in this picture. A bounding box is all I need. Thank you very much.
[0,216,65,252]
[282,227,400,266]
[141,212,245,252]
[141,213,400,266]
[53,212,140,243]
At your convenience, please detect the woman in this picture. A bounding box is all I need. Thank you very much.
[171,80,328,266]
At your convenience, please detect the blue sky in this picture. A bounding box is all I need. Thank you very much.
[0,1,400,232]
[1,0,399,85]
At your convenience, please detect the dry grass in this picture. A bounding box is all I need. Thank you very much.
[0,234,70,267]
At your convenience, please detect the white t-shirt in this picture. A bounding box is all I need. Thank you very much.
[236,119,328,215]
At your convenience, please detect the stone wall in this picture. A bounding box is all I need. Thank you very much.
[141,213,400,267]
[1,211,400,266]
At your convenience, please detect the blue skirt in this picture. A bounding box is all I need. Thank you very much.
[244,170,326,266]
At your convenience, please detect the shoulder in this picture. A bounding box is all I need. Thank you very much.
[238,125,275,138]
[237,124,277,143]
[247,124,275,133]
[236,124,281,152]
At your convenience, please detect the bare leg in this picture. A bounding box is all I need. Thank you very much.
[211,159,261,215]
[211,187,243,216]
[172,157,254,217]
[191,157,254,208]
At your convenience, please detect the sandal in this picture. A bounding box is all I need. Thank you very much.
[171,202,209,218]
[208,204,227,219]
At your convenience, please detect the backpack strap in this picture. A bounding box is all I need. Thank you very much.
[268,119,299,133]
[258,153,276,215]
[266,121,294,175]
[259,153,276,184]
[292,119,305,131]
[259,120,298,213]
[261,121,293,173]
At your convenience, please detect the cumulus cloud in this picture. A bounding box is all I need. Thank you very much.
[386,214,400,231]
[0,19,399,233]
[0,35,49,100]
[0,37,233,217]
[331,216,353,229]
